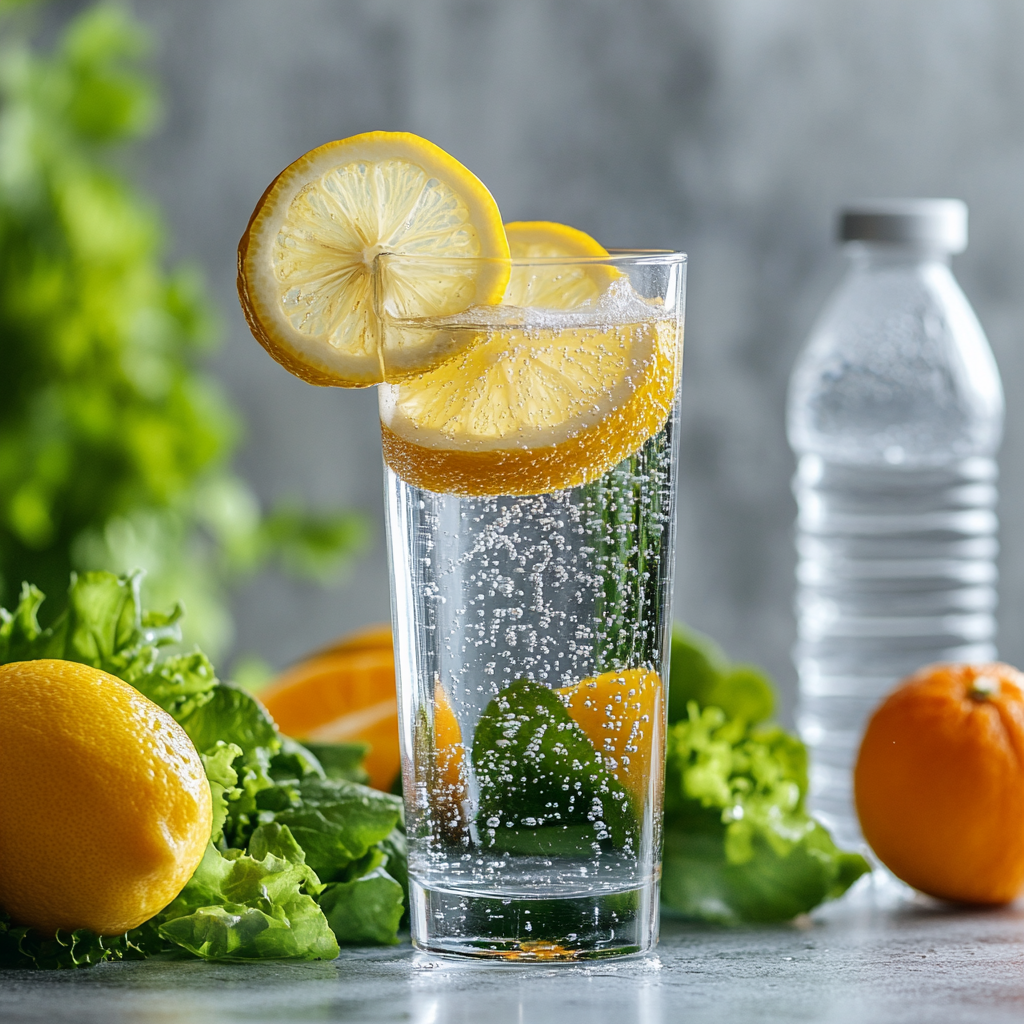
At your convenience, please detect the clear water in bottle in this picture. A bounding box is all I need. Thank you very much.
[787,201,1004,849]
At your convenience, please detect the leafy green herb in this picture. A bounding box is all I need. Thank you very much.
[0,572,408,967]
[0,910,153,970]
[200,741,243,845]
[157,825,339,962]
[668,624,775,725]
[248,776,402,883]
[319,868,405,946]
[472,677,636,854]
[302,741,371,785]
[176,683,279,756]
[661,627,869,923]
[583,429,675,673]
[0,0,367,658]
[376,828,409,906]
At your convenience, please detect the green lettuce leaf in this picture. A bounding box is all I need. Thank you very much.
[472,677,636,853]
[0,572,407,963]
[253,776,402,883]
[200,741,243,845]
[269,736,327,782]
[156,825,338,961]
[0,584,67,662]
[0,909,154,969]
[376,828,408,905]
[0,572,219,720]
[131,651,219,717]
[661,701,869,923]
[301,741,371,785]
[669,625,775,725]
[318,868,405,946]
[176,683,279,757]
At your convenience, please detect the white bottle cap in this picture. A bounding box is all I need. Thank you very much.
[839,199,968,253]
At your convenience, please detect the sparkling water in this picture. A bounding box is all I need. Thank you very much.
[385,420,678,957]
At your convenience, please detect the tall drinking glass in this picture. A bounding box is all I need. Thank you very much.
[379,251,686,959]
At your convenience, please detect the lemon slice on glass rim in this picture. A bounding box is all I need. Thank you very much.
[380,221,680,497]
[237,131,510,387]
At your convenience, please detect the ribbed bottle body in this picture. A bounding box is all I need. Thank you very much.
[788,243,1003,848]
[793,455,998,846]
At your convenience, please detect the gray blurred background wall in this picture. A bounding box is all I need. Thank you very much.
[78,0,1024,724]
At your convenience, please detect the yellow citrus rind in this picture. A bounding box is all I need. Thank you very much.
[503,220,616,308]
[0,659,211,936]
[238,131,510,388]
[380,317,680,496]
[504,220,609,259]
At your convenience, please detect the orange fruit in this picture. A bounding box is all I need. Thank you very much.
[559,668,663,811]
[0,659,212,935]
[237,131,509,387]
[308,623,395,659]
[260,629,400,791]
[430,681,469,842]
[854,662,1024,904]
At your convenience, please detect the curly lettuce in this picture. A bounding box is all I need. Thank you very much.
[0,571,406,967]
[662,627,869,923]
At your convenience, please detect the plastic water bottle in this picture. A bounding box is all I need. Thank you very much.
[787,200,1004,849]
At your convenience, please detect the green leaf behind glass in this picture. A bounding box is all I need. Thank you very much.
[669,625,775,725]
[661,703,869,923]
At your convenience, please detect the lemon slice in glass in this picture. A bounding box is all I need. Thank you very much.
[237,132,510,387]
[380,222,678,496]
[381,319,676,496]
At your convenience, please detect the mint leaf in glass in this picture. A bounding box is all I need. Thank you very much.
[472,677,636,854]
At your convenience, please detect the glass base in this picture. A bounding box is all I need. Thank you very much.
[409,879,659,961]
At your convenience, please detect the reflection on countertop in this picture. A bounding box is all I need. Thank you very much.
[2,892,1023,1024]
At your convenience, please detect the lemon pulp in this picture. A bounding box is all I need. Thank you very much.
[238,132,509,387]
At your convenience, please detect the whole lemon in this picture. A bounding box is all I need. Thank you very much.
[0,659,212,935]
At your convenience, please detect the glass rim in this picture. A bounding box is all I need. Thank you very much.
[375,249,687,268]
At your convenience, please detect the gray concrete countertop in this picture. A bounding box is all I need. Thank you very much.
[2,897,1023,1024]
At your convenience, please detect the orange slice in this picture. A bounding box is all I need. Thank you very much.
[308,623,394,659]
[260,627,469,806]
[558,668,663,810]
[260,638,399,790]
[238,131,510,387]
[431,681,468,841]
